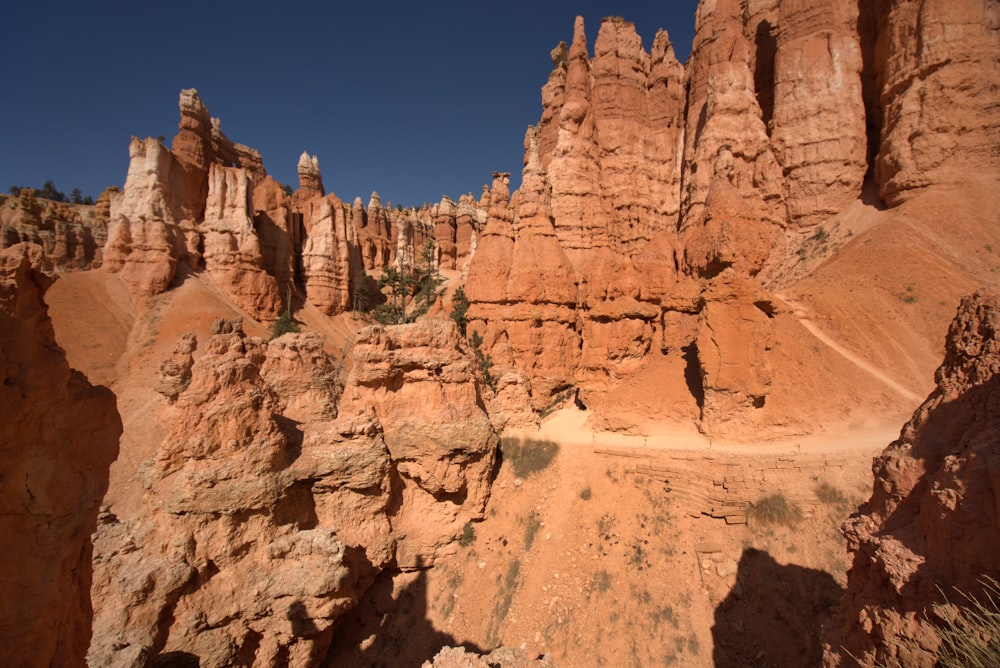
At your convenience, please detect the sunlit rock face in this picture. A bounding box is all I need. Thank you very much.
[89,319,498,666]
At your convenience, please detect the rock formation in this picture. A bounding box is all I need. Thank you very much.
[337,319,498,568]
[825,289,1000,666]
[0,243,121,667]
[0,190,109,271]
[874,0,1000,205]
[90,318,497,665]
[296,151,324,201]
[202,163,283,318]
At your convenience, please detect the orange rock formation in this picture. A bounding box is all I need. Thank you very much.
[0,243,121,667]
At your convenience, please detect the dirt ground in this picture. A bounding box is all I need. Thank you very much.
[327,411,893,667]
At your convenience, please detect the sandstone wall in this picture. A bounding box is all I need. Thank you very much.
[0,243,121,667]
[90,319,497,666]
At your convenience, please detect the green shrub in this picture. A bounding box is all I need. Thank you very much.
[458,521,475,548]
[501,437,559,478]
[450,285,469,336]
[468,331,496,391]
[815,482,849,507]
[271,311,300,339]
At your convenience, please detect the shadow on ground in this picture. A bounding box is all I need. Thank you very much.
[712,547,844,667]
[323,566,484,667]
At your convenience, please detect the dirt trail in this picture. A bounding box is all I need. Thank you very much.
[776,294,925,404]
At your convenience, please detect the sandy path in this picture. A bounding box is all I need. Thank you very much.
[508,407,900,460]
[777,294,925,403]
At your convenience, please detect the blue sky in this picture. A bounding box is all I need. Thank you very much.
[1,1,698,208]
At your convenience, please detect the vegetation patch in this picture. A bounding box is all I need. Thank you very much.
[814,482,849,507]
[500,437,559,478]
[523,511,542,550]
[458,521,475,548]
[580,486,592,501]
[750,493,803,526]
[933,577,1000,668]
[270,311,300,340]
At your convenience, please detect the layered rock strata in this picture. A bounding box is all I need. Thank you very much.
[0,190,109,270]
[825,289,1000,666]
[0,243,121,667]
[90,319,496,665]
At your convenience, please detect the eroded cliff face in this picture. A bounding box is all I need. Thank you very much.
[0,189,110,271]
[89,318,497,666]
[824,289,1000,667]
[463,1,999,437]
[0,243,121,667]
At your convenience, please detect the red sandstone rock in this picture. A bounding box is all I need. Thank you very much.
[337,319,498,568]
[90,318,498,664]
[296,151,325,201]
[875,0,1000,205]
[825,289,1000,666]
[202,163,283,318]
[0,243,120,667]
[301,195,356,315]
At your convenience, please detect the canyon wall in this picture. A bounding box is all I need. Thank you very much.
[463,1,999,437]
[89,319,497,666]
[0,243,121,667]
[824,289,1000,667]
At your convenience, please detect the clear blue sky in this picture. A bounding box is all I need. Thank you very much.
[1,1,698,208]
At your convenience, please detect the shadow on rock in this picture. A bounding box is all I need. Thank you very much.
[712,547,843,668]
[323,566,484,667]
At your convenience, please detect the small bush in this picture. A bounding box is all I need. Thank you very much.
[450,285,469,336]
[501,437,559,478]
[594,570,613,594]
[580,486,592,501]
[468,331,496,392]
[458,521,475,548]
[270,311,300,340]
[815,482,849,507]
[750,493,803,525]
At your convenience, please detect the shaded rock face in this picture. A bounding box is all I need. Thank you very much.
[0,243,121,667]
[825,289,1000,667]
[90,319,496,666]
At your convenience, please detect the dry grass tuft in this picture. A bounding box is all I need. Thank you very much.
[501,437,559,478]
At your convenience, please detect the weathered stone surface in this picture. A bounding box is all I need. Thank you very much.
[90,325,386,666]
[875,0,1000,205]
[771,0,869,228]
[0,191,108,270]
[90,318,497,664]
[301,195,357,315]
[202,163,282,319]
[154,331,197,402]
[825,289,1000,667]
[296,151,325,201]
[695,272,774,438]
[103,137,202,294]
[337,319,498,568]
[0,243,120,667]
[425,645,558,668]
